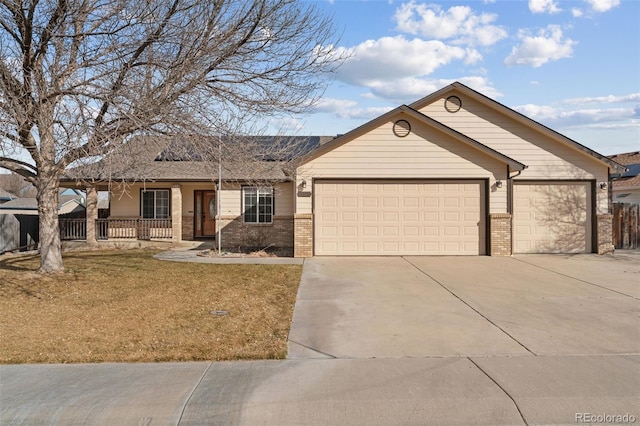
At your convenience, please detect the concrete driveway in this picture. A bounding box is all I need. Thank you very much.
[287,253,640,359]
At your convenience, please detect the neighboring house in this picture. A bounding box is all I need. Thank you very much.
[0,191,86,253]
[62,82,625,256]
[608,151,640,204]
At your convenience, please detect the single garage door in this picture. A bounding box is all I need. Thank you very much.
[513,182,591,254]
[314,180,485,255]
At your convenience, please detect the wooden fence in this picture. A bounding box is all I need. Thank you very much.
[613,203,639,250]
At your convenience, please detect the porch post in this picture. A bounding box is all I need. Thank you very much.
[171,184,182,243]
[86,186,98,245]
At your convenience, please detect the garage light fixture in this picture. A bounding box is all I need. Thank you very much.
[599,182,608,190]
[496,180,503,188]
[300,180,307,189]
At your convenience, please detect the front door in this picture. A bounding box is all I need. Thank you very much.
[195,190,216,237]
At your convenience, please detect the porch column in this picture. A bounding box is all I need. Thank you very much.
[171,184,182,243]
[85,186,98,245]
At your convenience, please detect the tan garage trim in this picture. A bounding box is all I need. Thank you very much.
[314,180,486,255]
[512,181,592,254]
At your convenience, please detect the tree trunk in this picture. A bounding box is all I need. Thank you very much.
[37,175,63,274]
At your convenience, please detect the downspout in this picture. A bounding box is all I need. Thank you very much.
[506,168,524,215]
[507,165,525,255]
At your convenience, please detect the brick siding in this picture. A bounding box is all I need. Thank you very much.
[489,213,512,256]
[294,214,313,257]
[596,214,614,254]
[182,215,194,241]
[218,215,293,250]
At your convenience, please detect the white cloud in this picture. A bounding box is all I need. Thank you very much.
[334,36,469,86]
[529,0,562,14]
[334,106,395,121]
[366,76,502,103]
[393,2,507,47]
[571,8,584,17]
[313,97,358,113]
[563,93,640,105]
[514,104,637,128]
[505,25,576,68]
[585,0,620,12]
[311,98,392,120]
[266,116,305,133]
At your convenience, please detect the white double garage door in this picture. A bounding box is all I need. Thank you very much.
[314,180,591,255]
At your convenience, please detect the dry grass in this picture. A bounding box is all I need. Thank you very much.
[0,249,302,364]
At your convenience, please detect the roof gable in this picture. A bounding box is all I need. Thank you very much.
[298,104,525,171]
[410,82,625,173]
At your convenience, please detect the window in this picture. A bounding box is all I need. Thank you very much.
[243,187,273,224]
[141,189,170,219]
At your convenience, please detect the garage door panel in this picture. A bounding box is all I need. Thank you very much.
[315,180,485,255]
[513,182,591,254]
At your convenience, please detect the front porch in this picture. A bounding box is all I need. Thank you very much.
[63,183,294,250]
[60,185,184,244]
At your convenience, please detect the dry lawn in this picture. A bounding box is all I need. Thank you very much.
[0,249,302,364]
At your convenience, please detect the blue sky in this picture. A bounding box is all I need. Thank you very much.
[274,0,640,155]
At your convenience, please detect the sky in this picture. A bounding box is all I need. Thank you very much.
[273,0,640,156]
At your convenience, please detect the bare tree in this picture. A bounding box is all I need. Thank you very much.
[0,0,342,273]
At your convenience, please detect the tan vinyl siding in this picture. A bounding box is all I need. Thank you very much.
[297,113,507,214]
[274,182,294,216]
[110,182,169,217]
[418,93,610,213]
[418,94,610,177]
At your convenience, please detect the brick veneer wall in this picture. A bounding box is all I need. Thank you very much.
[489,213,512,256]
[596,213,614,254]
[218,215,293,250]
[294,214,313,258]
[182,215,194,241]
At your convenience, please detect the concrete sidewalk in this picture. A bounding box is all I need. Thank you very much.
[3,356,638,425]
[153,242,304,265]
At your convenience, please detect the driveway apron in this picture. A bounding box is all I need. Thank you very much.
[287,257,530,359]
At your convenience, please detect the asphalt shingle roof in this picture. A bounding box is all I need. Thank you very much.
[64,136,334,182]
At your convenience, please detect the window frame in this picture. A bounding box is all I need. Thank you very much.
[140,188,171,219]
[242,186,274,224]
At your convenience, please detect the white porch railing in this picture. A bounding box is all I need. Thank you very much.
[59,218,172,241]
